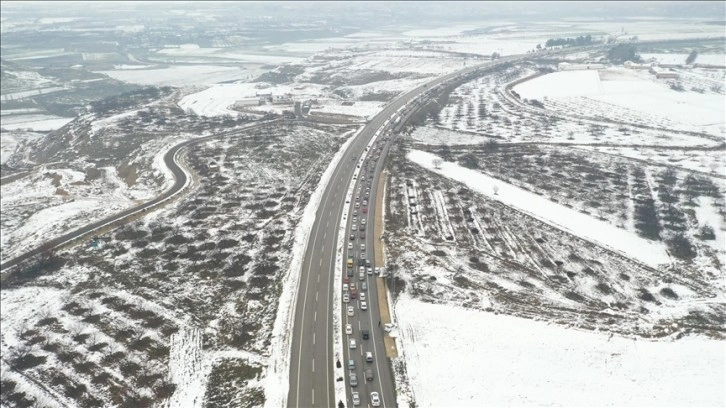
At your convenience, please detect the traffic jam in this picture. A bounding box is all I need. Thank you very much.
[342,127,392,407]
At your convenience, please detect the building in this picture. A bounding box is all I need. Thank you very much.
[558,62,605,71]
[649,66,679,79]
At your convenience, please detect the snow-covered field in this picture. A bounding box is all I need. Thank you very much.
[514,67,726,137]
[97,65,255,87]
[409,149,671,267]
[0,114,74,131]
[395,295,725,407]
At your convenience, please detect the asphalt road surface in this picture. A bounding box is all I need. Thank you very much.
[0,121,275,273]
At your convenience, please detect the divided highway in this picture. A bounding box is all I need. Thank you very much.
[286,56,536,407]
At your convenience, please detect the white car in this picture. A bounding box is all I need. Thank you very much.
[360,244,366,251]
[360,293,366,301]
[343,294,349,303]
[360,301,368,311]
[352,216,357,223]
[361,218,366,225]
[371,392,381,407]
[343,283,349,292]
[352,392,361,406]
[348,242,353,250]
[345,324,353,335]
[349,339,356,349]
[367,267,373,275]
[359,266,365,274]
[353,209,358,216]
[351,224,357,231]
[347,306,354,316]
[350,282,356,291]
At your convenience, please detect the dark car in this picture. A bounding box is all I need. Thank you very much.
[366,259,371,267]
[362,330,369,340]
[358,259,366,267]
[350,234,355,241]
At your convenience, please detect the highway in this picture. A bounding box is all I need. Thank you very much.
[286,54,538,407]
[0,121,277,274]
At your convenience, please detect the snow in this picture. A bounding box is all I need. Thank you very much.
[514,68,726,132]
[395,295,726,407]
[407,149,671,268]
[0,86,67,101]
[0,114,74,131]
[168,328,208,408]
[311,100,385,118]
[264,126,362,408]
[97,65,251,87]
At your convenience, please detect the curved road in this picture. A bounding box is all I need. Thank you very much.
[0,121,277,273]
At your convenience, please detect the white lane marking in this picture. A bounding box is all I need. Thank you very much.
[314,311,317,322]
[316,292,319,302]
[313,332,316,345]
[317,274,320,283]
[319,258,323,266]
[312,388,315,405]
[313,358,315,373]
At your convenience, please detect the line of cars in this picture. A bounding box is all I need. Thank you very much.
[342,133,394,407]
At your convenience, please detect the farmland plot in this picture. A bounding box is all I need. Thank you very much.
[431,64,721,148]
[384,141,725,339]
[0,122,355,407]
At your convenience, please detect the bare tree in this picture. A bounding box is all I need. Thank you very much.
[493,185,499,195]
[432,159,443,169]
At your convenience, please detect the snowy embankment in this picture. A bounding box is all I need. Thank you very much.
[395,295,725,407]
[263,126,363,408]
[407,150,671,267]
[167,328,208,408]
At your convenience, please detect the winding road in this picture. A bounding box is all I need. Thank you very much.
[0,121,277,274]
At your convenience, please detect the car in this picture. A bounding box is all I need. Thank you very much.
[360,224,366,231]
[351,224,357,231]
[361,281,368,291]
[362,330,369,340]
[360,301,368,310]
[343,276,350,284]
[371,392,381,407]
[349,339,356,349]
[350,290,357,299]
[366,259,371,267]
[348,242,353,250]
[363,200,368,206]
[355,202,360,208]
[347,268,354,277]
[360,292,366,301]
[359,231,365,239]
[359,272,365,281]
[361,243,366,251]
[358,259,366,267]
[343,294,349,303]
[367,267,373,275]
[352,392,361,406]
[352,216,357,223]
[366,352,373,362]
[347,306,354,317]
[350,282,356,291]
[349,233,355,241]
[345,324,353,335]
[359,266,365,274]
[362,207,368,214]
[361,218,366,225]
[365,369,373,381]
[350,372,358,387]
[343,283,349,291]
[348,359,355,370]
[353,209,358,216]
